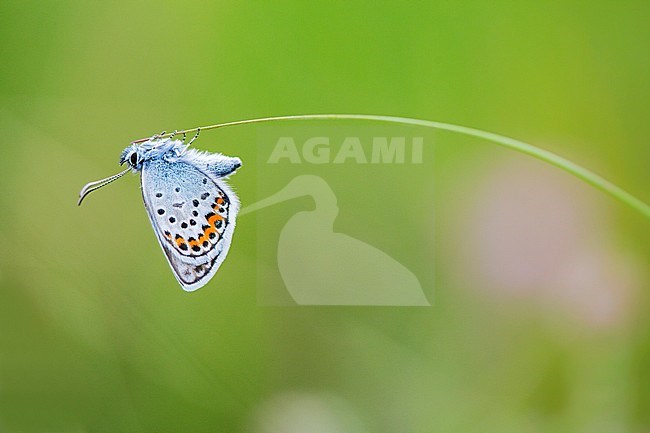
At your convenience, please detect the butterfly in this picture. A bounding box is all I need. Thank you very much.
[78,130,242,292]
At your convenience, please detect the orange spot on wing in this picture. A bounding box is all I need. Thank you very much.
[202,224,219,242]
[208,214,223,226]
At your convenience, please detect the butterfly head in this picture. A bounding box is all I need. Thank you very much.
[119,139,181,172]
[78,139,181,206]
[120,144,145,171]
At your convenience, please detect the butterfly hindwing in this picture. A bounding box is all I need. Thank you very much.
[141,152,240,291]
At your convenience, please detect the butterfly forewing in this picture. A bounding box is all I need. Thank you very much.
[141,157,239,291]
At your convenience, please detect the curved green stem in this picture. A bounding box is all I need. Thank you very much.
[132,114,650,218]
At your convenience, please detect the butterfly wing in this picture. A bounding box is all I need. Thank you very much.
[141,153,240,291]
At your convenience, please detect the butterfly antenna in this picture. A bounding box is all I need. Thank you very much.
[78,168,131,206]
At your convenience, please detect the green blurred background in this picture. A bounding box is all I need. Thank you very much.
[1,1,649,431]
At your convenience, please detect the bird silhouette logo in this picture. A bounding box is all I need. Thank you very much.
[242,175,429,306]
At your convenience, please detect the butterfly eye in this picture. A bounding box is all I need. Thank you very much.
[129,153,138,166]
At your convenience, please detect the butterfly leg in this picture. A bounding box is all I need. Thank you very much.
[168,130,178,140]
[184,128,201,152]
[151,130,167,140]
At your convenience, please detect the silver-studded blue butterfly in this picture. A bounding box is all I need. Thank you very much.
[78,131,242,292]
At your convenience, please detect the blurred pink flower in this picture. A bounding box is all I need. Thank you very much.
[451,157,641,330]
